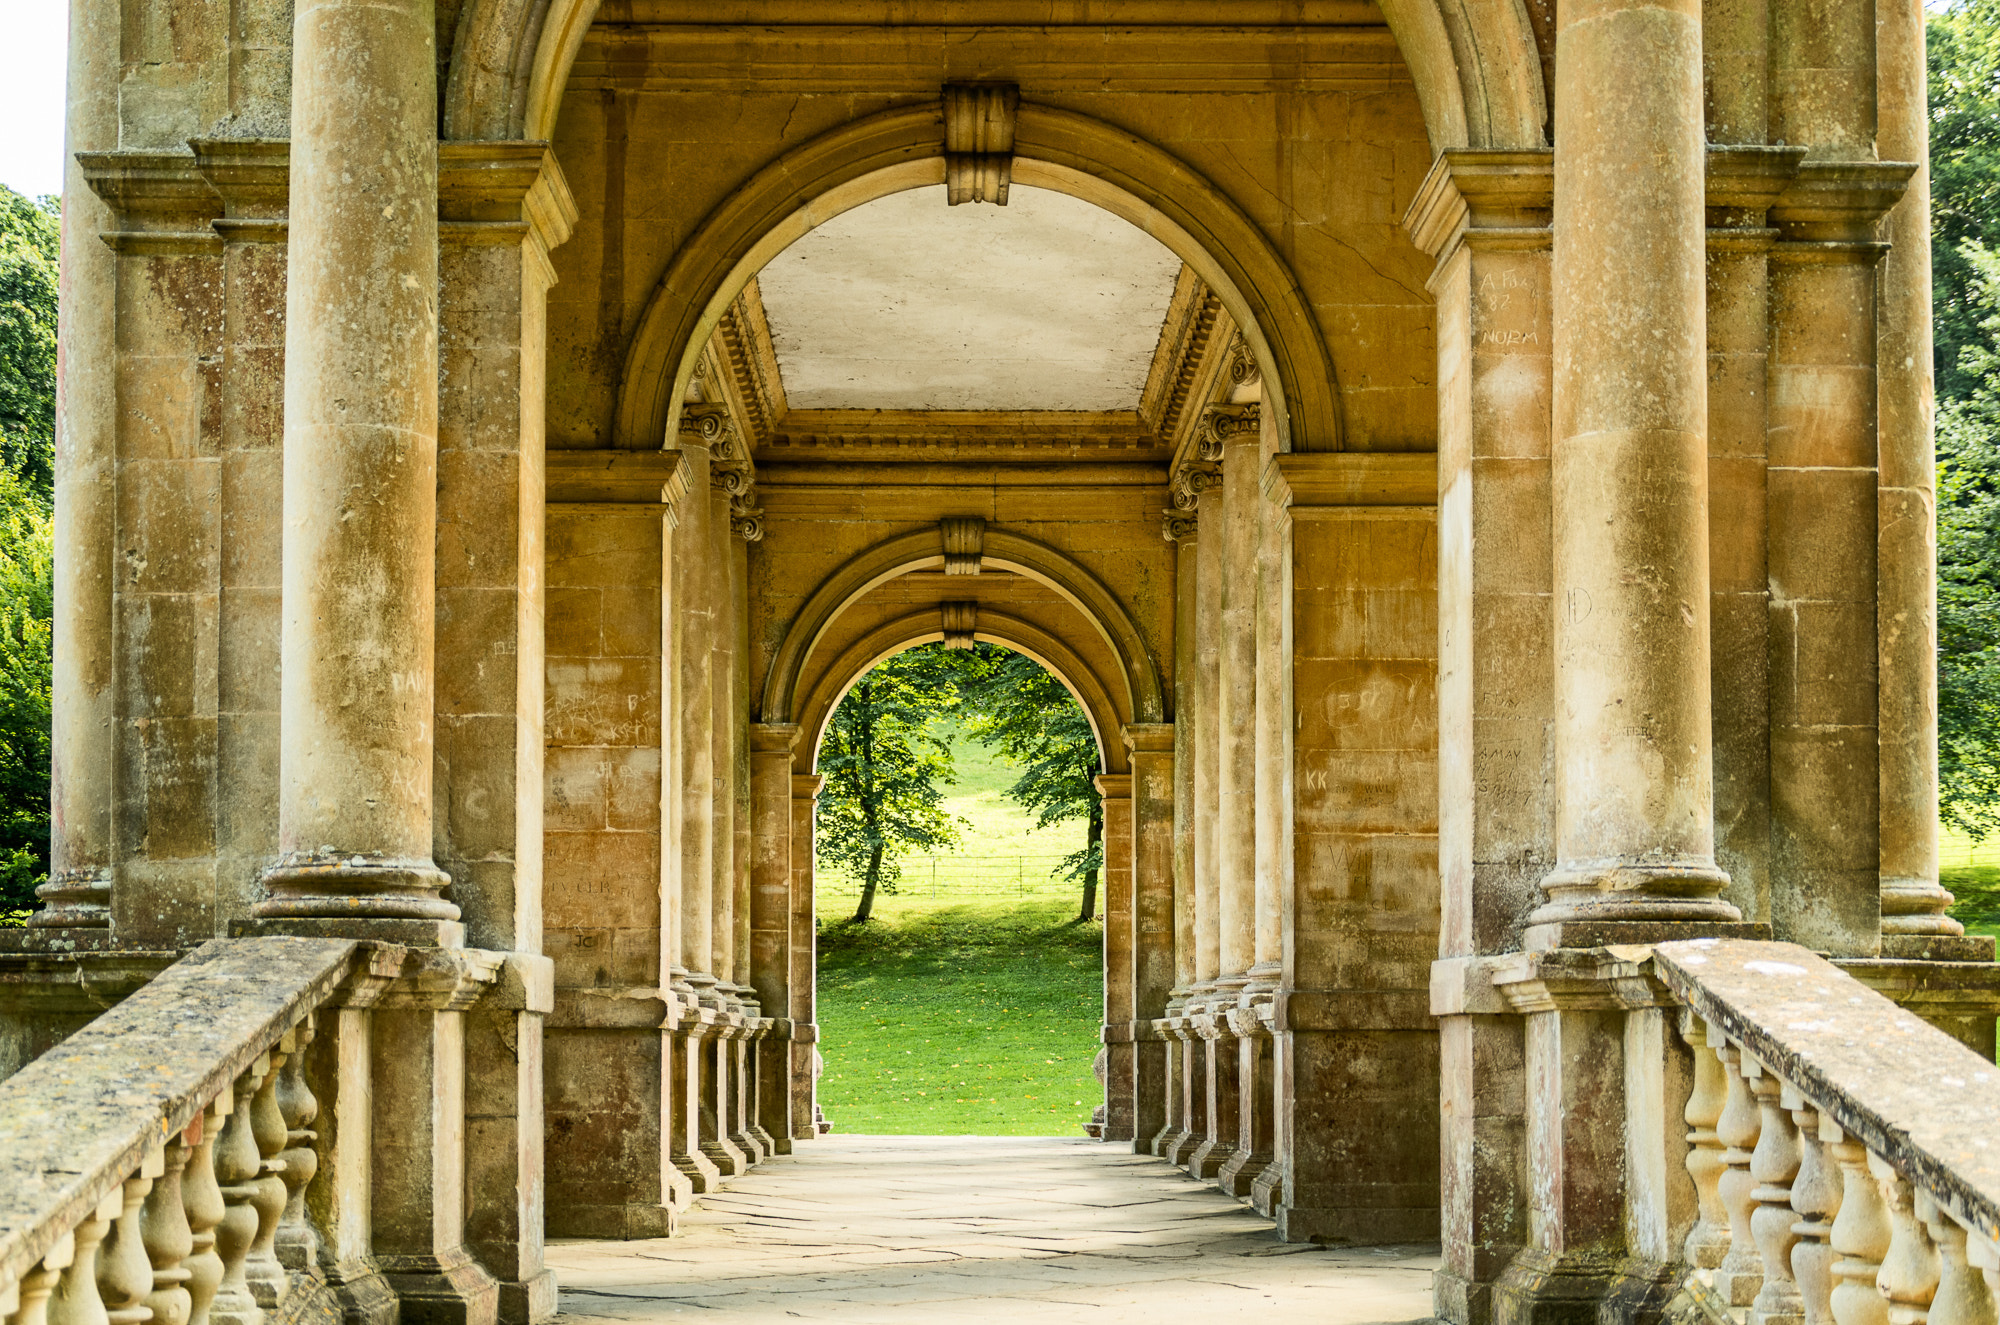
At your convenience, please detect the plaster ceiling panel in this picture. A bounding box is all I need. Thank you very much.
[752,185,1183,412]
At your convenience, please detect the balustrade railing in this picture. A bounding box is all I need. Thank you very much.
[0,938,401,1325]
[1655,939,2000,1325]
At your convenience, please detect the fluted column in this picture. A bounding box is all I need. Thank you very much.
[257,0,453,924]
[41,0,120,928]
[1875,0,1960,942]
[1531,0,1739,937]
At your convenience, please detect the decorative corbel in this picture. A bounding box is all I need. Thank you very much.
[941,601,978,649]
[944,83,1018,206]
[942,516,985,574]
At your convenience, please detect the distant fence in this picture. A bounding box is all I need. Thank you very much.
[1941,829,2000,871]
[817,852,1082,898]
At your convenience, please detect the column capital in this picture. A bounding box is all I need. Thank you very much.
[1402,148,1553,267]
[1122,723,1175,754]
[1771,160,1917,242]
[790,774,824,801]
[1094,773,1134,799]
[749,723,803,755]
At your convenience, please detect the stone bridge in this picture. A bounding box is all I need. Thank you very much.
[7,1,2000,1324]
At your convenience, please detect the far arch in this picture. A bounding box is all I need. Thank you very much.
[795,609,1131,778]
[759,525,1166,734]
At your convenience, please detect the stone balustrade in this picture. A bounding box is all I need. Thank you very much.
[1655,940,2000,1325]
[0,936,532,1325]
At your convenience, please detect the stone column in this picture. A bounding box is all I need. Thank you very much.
[732,535,755,994]
[1125,723,1176,1152]
[750,724,801,1152]
[675,432,716,995]
[789,774,823,1138]
[1167,519,1198,1011]
[1096,773,1135,1143]
[257,0,456,928]
[1216,412,1260,983]
[1875,0,1963,946]
[1531,0,1739,940]
[709,481,736,993]
[41,0,120,930]
[1192,481,1224,988]
[1252,404,1288,985]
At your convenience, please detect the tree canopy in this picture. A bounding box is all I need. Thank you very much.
[951,645,1105,921]
[815,644,966,923]
[0,188,57,502]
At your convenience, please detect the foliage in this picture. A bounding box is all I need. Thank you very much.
[0,188,57,501]
[0,471,51,919]
[816,644,966,923]
[950,645,1105,921]
[816,893,1102,1134]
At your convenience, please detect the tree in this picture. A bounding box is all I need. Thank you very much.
[816,644,965,923]
[0,187,57,501]
[0,471,51,916]
[952,645,1105,922]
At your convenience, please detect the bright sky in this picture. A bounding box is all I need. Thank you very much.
[0,4,70,201]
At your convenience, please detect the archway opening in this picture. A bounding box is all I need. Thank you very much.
[810,639,1112,1138]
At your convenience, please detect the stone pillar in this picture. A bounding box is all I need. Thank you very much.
[308,974,399,1325]
[1875,0,1964,947]
[1125,723,1176,1152]
[372,958,502,1325]
[1096,773,1135,1143]
[1192,481,1224,989]
[1216,414,1260,983]
[1221,1008,1275,1199]
[258,0,456,927]
[41,0,120,930]
[676,436,716,995]
[1252,403,1287,985]
[1765,167,1908,955]
[1168,523,1198,1013]
[1188,1013,1238,1180]
[709,481,736,992]
[750,725,801,1152]
[789,774,823,1138]
[671,1016,722,1193]
[732,536,755,994]
[1530,0,1740,941]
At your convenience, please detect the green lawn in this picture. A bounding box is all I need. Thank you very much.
[814,716,1106,1136]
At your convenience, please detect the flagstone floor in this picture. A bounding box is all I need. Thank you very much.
[547,1133,1438,1324]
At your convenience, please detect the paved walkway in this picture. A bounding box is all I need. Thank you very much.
[547,1134,1438,1324]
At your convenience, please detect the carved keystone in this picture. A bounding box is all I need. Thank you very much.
[941,517,985,574]
[944,84,1018,206]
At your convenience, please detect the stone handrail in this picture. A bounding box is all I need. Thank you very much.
[0,937,380,1325]
[1653,938,2000,1325]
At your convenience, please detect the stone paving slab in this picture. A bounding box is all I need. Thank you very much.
[547,1134,1437,1323]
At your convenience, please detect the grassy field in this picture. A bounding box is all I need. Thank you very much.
[814,715,1107,1136]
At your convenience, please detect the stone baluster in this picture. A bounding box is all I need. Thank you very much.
[1684,1017,1731,1268]
[142,1139,196,1325]
[12,1240,72,1325]
[1873,1159,1940,1325]
[1922,1199,1997,1325]
[1962,1229,2000,1309]
[211,1065,267,1325]
[48,1190,120,1325]
[98,1157,161,1325]
[274,1020,320,1270]
[244,1045,291,1308]
[1790,1101,1844,1325]
[1748,1060,1806,1325]
[1829,1129,1891,1325]
[182,1098,228,1325]
[1717,1042,1767,1306]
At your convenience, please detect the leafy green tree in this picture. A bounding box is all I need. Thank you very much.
[0,187,58,501]
[0,471,52,917]
[952,645,1105,922]
[817,644,965,923]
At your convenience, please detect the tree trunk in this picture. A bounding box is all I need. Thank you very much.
[1079,806,1103,921]
[854,841,886,923]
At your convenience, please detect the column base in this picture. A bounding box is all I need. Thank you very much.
[494,1270,558,1325]
[323,1259,400,1325]
[380,1251,499,1325]
[1491,1247,1618,1325]
[672,1150,724,1194]
[1435,1267,1498,1325]
[1879,933,1996,961]
[1217,1146,1272,1198]
[1186,1135,1230,1180]
[1248,1164,1283,1218]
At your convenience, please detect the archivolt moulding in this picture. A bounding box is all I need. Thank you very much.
[793,609,1129,777]
[760,524,1166,732]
